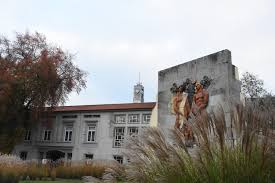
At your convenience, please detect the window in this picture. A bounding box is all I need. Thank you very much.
[142,114,151,124]
[20,151,27,160]
[85,154,94,160]
[115,115,126,123]
[87,125,96,142]
[84,114,100,118]
[43,130,51,141]
[62,115,77,119]
[64,126,73,142]
[113,155,123,164]
[113,127,125,147]
[24,130,31,141]
[67,153,72,160]
[128,114,140,123]
[128,127,138,137]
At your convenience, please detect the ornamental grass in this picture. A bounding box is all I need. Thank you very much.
[0,155,109,182]
[105,103,275,183]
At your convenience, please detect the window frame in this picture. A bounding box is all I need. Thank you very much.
[20,151,28,160]
[24,129,31,141]
[43,129,52,141]
[128,127,139,137]
[113,127,125,148]
[87,125,96,142]
[142,114,151,124]
[64,126,73,142]
[114,114,126,124]
[113,155,123,164]
[128,114,140,124]
[85,154,94,160]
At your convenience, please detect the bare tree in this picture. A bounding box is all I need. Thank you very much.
[241,72,267,99]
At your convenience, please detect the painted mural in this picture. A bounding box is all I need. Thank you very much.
[170,76,211,140]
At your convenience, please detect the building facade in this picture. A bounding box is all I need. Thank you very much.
[13,84,155,164]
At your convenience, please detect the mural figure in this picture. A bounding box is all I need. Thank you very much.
[170,76,211,142]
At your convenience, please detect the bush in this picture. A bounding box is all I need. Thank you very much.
[110,104,275,183]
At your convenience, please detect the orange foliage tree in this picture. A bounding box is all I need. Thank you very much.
[0,32,87,153]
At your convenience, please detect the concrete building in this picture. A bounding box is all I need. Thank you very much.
[13,83,155,164]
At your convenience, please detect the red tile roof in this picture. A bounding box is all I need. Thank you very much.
[53,102,156,112]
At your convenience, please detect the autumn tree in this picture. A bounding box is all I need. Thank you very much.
[0,32,86,153]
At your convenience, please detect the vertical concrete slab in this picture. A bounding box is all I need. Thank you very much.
[157,50,241,130]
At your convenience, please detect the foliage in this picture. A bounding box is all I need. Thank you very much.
[241,72,267,99]
[107,104,275,183]
[0,154,109,182]
[0,32,87,153]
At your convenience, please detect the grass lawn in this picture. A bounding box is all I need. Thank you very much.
[20,178,83,183]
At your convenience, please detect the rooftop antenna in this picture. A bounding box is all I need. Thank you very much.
[138,72,141,84]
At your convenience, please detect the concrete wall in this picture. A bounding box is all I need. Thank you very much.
[157,49,241,131]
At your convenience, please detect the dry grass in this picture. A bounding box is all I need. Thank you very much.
[105,103,275,183]
[0,156,110,182]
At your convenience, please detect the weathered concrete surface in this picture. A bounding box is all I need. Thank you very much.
[157,50,241,131]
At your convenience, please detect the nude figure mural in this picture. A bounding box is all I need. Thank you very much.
[170,76,211,141]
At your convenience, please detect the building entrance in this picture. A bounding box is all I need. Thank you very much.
[46,150,65,161]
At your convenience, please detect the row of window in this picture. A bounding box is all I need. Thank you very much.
[62,114,100,119]
[84,154,123,164]
[25,116,150,143]
[20,151,124,164]
[25,125,141,149]
[24,124,96,143]
[115,114,151,124]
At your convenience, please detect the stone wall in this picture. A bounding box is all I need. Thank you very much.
[157,49,241,131]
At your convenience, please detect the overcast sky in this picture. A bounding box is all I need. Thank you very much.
[1,0,274,105]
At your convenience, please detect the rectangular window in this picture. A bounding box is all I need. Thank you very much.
[113,155,123,164]
[20,151,27,160]
[115,115,126,123]
[85,154,94,160]
[87,125,96,142]
[113,127,125,148]
[128,114,140,123]
[62,115,77,119]
[64,126,73,142]
[128,127,139,137]
[67,153,72,160]
[84,114,100,118]
[142,114,151,124]
[43,130,51,141]
[24,130,31,141]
